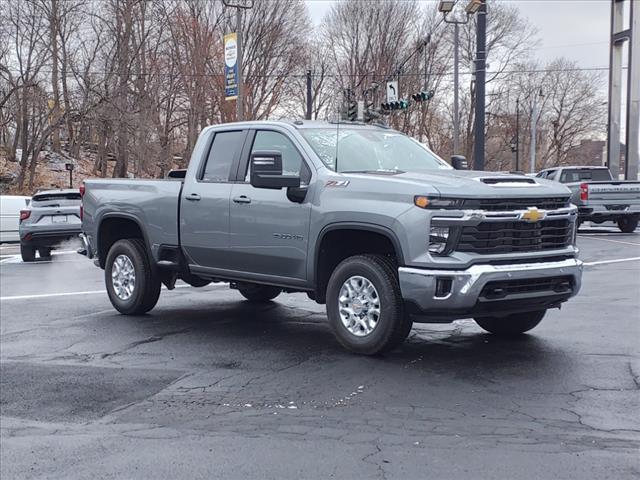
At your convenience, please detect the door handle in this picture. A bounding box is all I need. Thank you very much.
[185,193,201,201]
[233,195,251,204]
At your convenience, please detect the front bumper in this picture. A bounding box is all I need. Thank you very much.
[399,258,583,322]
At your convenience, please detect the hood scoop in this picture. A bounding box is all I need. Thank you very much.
[478,177,537,186]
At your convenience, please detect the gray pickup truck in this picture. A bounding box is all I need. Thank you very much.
[536,166,640,232]
[80,121,583,354]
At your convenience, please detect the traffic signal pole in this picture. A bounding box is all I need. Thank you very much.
[306,70,312,120]
[473,0,486,171]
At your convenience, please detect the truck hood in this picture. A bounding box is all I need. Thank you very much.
[341,169,571,199]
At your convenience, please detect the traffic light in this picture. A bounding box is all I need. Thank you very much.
[381,99,410,111]
[411,90,435,102]
[347,100,358,121]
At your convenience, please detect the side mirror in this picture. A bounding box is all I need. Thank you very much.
[250,150,300,189]
[451,155,468,170]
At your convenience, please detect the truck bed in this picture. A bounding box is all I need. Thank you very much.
[82,178,183,253]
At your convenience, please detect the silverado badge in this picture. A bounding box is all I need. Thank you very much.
[520,207,546,223]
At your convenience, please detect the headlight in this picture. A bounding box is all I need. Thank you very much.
[429,226,450,254]
[414,196,464,209]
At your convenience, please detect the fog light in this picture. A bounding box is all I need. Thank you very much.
[435,277,453,298]
[429,226,450,255]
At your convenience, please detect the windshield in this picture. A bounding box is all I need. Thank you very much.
[300,128,452,173]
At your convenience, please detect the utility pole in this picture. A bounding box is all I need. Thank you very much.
[305,70,312,120]
[515,97,520,172]
[530,89,543,174]
[473,0,487,170]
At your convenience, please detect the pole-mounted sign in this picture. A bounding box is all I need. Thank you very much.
[386,81,399,103]
[224,32,239,101]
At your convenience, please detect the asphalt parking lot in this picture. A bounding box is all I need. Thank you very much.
[1,227,639,479]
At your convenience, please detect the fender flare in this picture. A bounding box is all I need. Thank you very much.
[313,222,404,287]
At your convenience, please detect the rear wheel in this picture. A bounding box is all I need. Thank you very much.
[326,254,412,355]
[38,247,52,259]
[474,310,546,336]
[20,245,36,262]
[237,283,281,302]
[617,217,638,233]
[105,238,161,315]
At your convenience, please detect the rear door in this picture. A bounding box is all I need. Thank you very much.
[228,129,312,282]
[180,129,248,270]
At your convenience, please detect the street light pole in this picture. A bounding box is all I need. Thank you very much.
[453,22,460,153]
[438,1,482,155]
[236,7,243,121]
[223,1,253,121]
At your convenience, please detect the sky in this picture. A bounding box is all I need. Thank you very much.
[304,0,614,69]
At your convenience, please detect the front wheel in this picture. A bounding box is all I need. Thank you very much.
[105,238,161,315]
[617,217,638,233]
[474,310,546,336]
[326,255,412,355]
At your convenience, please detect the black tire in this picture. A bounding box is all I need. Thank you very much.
[20,245,36,262]
[38,247,52,259]
[474,310,546,336]
[105,238,161,315]
[237,283,281,302]
[326,254,412,355]
[617,217,638,233]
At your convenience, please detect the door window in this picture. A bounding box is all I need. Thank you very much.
[245,130,308,181]
[201,130,245,182]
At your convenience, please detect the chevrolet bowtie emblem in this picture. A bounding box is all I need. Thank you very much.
[520,207,546,223]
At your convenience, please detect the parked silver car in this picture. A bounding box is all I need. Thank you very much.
[19,189,82,261]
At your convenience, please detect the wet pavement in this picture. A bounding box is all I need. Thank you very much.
[1,228,639,479]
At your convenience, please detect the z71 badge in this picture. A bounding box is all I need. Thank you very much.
[325,180,350,188]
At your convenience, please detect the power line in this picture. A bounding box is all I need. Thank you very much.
[3,65,622,80]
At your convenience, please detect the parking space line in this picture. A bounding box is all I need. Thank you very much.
[0,250,80,264]
[578,235,640,247]
[583,256,640,267]
[0,283,226,301]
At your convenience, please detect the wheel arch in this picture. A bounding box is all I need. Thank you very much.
[313,222,404,303]
[96,213,151,269]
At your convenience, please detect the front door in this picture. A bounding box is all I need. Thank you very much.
[229,129,312,281]
[180,129,247,270]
